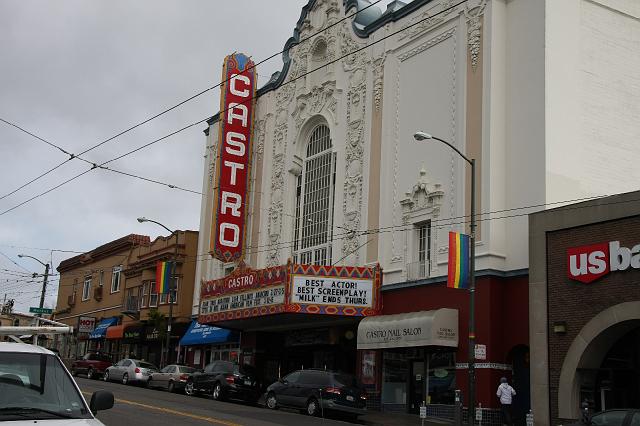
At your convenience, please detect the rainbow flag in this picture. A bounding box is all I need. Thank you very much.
[156,261,172,294]
[447,231,470,289]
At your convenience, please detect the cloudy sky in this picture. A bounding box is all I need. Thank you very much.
[0,0,327,311]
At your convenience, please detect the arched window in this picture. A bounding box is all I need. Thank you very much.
[293,124,336,265]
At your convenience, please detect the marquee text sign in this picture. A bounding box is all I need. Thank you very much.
[567,240,640,283]
[211,52,257,262]
[291,276,373,307]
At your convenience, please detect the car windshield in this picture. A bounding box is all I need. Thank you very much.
[0,351,91,420]
[138,362,157,370]
[332,373,360,388]
[179,366,196,374]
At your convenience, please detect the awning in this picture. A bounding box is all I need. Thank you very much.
[357,309,458,350]
[179,320,238,346]
[89,317,119,340]
[106,324,124,340]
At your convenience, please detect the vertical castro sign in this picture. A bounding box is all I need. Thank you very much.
[211,53,257,262]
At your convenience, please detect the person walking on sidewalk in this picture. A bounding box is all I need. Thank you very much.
[496,377,516,425]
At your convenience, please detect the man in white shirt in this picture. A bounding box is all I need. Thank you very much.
[496,377,516,425]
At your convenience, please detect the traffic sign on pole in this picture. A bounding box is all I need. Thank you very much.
[29,307,52,315]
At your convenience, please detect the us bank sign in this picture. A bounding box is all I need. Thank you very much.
[210,52,257,262]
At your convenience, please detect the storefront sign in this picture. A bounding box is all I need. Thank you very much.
[210,52,257,263]
[291,275,373,307]
[77,316,96,334]
[123,327,143,341]
[204,270,258,297]
[357,309,458,350]
[567,240,640,283]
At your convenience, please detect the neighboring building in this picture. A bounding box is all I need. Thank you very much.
[192,0,640,422]
[119,230,199,367]
[529,191,640,425]
[53,231,198,367]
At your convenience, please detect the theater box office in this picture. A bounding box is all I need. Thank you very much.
[199,263,382,385]
[530,191,640,425]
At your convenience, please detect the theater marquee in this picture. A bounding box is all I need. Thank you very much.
[211,52,257,262]
[198,263,382,324]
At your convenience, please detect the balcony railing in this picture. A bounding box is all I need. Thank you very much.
[406,261,430,281]
[123,296,140,312]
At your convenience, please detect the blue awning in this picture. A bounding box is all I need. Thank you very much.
[179,321,238,346]
[89,317,118,340]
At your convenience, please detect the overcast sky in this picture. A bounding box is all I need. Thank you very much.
[0,0,320,312]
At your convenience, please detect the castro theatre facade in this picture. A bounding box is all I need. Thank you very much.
[193,0,535,420]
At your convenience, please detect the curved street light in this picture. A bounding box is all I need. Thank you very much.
[414,131,477,424]
[137,217,178,368]
[18,254,50,317]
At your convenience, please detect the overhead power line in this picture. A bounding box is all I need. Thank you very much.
[0,0,384,201]
[0,0,468,217]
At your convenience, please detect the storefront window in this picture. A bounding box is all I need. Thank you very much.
[383,351,408,405]
[427,351,456,405]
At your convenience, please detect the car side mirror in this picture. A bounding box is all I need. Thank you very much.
[89,390,114,414]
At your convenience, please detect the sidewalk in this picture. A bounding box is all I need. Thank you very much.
[360,411,454,426]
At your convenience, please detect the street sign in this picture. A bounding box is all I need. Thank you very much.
[474,344,487,360]
[419,405,427,419]
[29,307,52,315]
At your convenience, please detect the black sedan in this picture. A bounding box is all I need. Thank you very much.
[184,361,260,402]
[264,369,367,420]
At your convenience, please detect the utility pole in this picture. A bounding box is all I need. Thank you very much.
[39,263,50,314]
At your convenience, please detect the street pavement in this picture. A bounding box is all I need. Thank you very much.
[78,377,368,426]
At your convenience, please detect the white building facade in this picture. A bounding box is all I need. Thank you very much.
[193,0,640,423]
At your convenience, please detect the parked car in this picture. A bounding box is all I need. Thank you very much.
[71,352,112,379]
[0,342,114,424]
[148,364,198,393]
[184,361,260,402]
[264,369,367,419]
[568,409,640,426]
[103,358,158,385]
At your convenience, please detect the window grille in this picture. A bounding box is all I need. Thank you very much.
[293,124,335,265]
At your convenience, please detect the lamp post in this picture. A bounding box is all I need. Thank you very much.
[137,217,178,368]
[18,254,50,317]
[414,131,477,425]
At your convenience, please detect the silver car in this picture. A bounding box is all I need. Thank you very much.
[147,364,198,393]
[103,358,158,385]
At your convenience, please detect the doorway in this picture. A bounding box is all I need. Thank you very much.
[409,360,425,413]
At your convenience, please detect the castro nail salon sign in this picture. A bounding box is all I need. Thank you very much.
[210,52,257,263]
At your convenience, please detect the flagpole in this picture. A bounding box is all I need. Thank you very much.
[413,132,477,425]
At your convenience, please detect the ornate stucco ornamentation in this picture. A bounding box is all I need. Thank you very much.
[372,55,386,111]
[292,81,339,136]
[464,0,487,72]
[340,22,370,263]
[400,169,445,224]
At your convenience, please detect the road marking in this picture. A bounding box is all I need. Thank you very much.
[82,391,242,426]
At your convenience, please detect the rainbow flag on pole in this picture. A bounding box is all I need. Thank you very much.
[156,261,172,294]
[447,231,470,289]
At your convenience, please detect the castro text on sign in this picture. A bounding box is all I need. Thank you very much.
[291,276,373,307]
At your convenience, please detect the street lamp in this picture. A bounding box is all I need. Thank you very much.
[137,217,178,367]
[18,254,50,316]
[413,131,477,424]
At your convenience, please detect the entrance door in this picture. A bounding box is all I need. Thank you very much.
[409,360,425,414]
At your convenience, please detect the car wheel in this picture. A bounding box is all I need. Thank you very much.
[184,381,195,396]
[266,392,278,410]
[87,367,94,380]
[306,398,319,416]
[168,381,175,393]
[103,371,109,382]
[122,373,129,385]
[212,382,224,401]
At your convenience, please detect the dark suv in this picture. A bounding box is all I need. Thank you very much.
[71,352,112,379]
[264,369,366,419]
[185,361,260,402]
